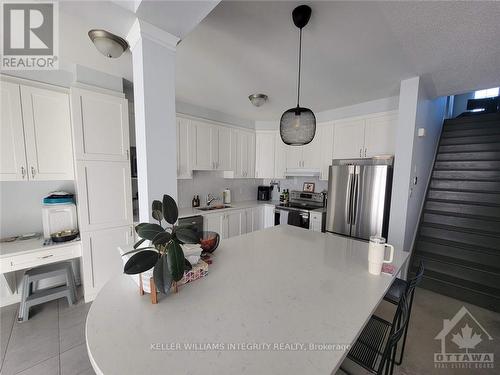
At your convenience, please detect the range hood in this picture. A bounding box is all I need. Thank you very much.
[284,168,321,177]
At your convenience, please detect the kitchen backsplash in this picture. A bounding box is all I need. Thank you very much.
[265,177,329,201]
[177,171,264,208]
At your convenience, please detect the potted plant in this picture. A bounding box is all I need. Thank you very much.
[122,195,199,295]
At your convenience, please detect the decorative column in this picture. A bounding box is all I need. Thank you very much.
[127,20,179,222]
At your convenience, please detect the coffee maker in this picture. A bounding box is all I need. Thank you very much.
[257,186,272,201]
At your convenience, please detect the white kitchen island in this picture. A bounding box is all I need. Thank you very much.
[86,225,409,375]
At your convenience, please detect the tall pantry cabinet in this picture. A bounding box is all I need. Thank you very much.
[70,87,134,302]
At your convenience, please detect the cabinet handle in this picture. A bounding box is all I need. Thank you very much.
[364,148,367,157]
[126,149,129,160]
[130,226,134,237]
[31,166,36,178]
[20,166,26,179]
[38,254,53,259]
[359,149,362,157]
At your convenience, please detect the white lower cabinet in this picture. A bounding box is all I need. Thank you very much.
[202,206,268,240]
[310,212,323,232]
[81,225,134,302]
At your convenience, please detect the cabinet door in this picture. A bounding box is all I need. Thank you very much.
[263,205,275,228]
[302,131,321,169]
[241,210,249,235]
[71,88,129,162]
[247,132,256,178]
[252,207,264,232]
[204,213,222,234]
[226,211,242,238]
[274,133,287,179]
[333,119,365,159]
[81,225,133,300]
[255,132,275,179]
[319,124,335,180]
[364,114,397,157]
[237,131,249,177]
[217,126,232,170]
[310,212,322,232]
[286,145,303,169]
[192,121,214,170]
[176,117,192,179]
[0,82,27,181]
[76,161,133,232]
[21,86,74,180]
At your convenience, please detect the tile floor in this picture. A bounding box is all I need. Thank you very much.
[1,287,499,374]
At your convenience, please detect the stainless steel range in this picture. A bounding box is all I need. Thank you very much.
[274,191,326,230]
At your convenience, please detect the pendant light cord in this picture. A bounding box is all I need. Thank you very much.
[296,28,302,107]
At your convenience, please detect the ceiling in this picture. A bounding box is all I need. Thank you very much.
[176,1,500,121]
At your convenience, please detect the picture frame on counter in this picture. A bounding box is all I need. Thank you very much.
[303,182,315,192]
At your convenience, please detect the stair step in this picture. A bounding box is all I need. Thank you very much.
[415,238,500,269]
[412,253,500,289]
[424,200,500,219]
[444,113,500,127]
[422,212,500,235]
[434,160,500,170]
[439,142,500,153]
[417,274,500,312]
[432,170,500,181]
[429,179,500,193]
[419,223,500,251]
[428,190,500,205]
[436,151,500,161]
[442,127,500,138]
[440,134,500,146]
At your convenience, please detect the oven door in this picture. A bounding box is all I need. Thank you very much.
[275,208,310,228]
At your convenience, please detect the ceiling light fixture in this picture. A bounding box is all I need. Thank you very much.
[279,5,316,146]
[88,29,129,58]
[249,93,268,107]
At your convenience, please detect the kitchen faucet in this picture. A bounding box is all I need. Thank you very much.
[206,193,219,206]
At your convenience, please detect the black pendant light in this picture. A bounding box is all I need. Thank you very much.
[280,5,316,146]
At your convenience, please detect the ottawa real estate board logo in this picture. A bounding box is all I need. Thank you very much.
[434,306,494,370]
[1,1,58,69]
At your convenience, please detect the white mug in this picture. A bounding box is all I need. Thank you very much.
[368,236,394,275]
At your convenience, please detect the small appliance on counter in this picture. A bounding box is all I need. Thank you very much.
[257,186,272,201]
[42,192,78,240]
[223,188,231,204]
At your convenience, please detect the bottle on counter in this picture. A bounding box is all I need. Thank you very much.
[195,195,200,207]
[192,195,197,208]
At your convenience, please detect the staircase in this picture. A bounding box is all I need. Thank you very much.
[411,113,500,312]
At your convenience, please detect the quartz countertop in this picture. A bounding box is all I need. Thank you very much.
[86,225,409,375]
[178,200,276,218]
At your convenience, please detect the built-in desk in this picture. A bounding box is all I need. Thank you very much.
[0,238,82,293]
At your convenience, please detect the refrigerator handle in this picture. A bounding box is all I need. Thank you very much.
[352,167,360,224]
[345,169,353,225]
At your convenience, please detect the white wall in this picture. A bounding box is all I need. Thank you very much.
[452,92,475,118]
[388,77,446,253]
[177,101,255,129]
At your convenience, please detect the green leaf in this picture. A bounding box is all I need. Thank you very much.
[153,255,173,295]
[151,231,172,245]
[124,251,159,275]
[136,223,164,241]
[167,241,185,282]
[174,227,199,244]
[162,195,178,225]
[152,200,163,223]
[133,238,146,249]
[121,246,156,257]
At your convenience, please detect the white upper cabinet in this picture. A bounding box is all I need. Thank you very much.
[176,117,193,179]
[0,81,26,181]
[333,119,366,159]
[71,88,129,162]
[1,80,73,181]
[364,113,397,157]
[231,129,255,178]
[302,130,321,169]
[318,123,335,180]
[274,132,287,179]
[21,85,74,180]
[217,126,232,170]
[255,131,276,179]
[192,120,215,170]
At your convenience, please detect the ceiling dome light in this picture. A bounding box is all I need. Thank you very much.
[249,93,268,107]
[88,29,129,58]
[280,5,316,146]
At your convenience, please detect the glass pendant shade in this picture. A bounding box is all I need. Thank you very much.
[280,106,316,145]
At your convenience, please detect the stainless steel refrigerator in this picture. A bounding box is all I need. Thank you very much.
[326,158,393,240]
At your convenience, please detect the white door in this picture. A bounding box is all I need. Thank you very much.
[192,121,214,170]
[176,117,192,179]
[247,132,256,178]
[274,133,287,179]
[252,206,264,231]
[204,213,222,234]
[21,85,74,180]
[286,145,303,169]
[217,126,232,170]
[76,161,133,232]
[319,124,335,180]
[333,119,365,159]
[302,131,321,169]
[226,211,242,238]
[71,88,129,161]
[81,225,133,300]
[0,81,27,181]
[240,210,249,235]
[364,114,397,157]
[255,132,275,179]
[237,131,250,177]
[264,205,275,228]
